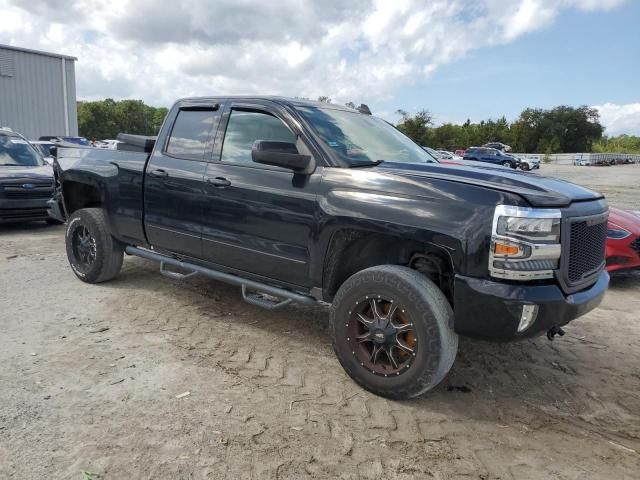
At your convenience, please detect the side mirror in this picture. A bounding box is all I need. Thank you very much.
[252,140,311,172]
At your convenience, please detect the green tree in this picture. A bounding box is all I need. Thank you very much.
[593,134,640,153]
[510,106,603,153]
[78,99,169,139]
[395,109,434,145]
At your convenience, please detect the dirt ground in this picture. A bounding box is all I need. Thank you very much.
[1,165,639,479]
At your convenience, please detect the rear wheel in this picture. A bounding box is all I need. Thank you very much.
[520,162,530,171]
[65,208,124,283]
[330,265,458,399]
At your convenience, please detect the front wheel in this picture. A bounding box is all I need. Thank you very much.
[330,265,458,400]
[502,161,512,168]
[65,208,124,283]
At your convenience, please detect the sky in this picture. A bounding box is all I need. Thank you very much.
[1,0,639,135]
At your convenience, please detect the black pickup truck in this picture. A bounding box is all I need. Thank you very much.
[49,97,609,399]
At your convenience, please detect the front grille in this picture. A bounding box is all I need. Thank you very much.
[631,237,640,256]
[567,218,607,283]
[1,184,53,199]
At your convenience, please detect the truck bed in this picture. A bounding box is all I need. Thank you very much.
[56,146,150,244]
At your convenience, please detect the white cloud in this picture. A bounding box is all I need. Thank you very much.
[594,103,640,136]
[0,0,629,108]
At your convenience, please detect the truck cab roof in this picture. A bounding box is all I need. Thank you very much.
[177,95,358,112]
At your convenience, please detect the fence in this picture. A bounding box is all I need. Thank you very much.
[512,152,640,165]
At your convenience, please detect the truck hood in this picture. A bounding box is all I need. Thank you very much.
[376,161,603,208]
[0,164,54,183]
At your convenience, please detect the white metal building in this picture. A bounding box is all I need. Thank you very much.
[0,44,78,139]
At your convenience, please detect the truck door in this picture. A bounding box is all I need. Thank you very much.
[144,104,221,257]
[201,102,321,287]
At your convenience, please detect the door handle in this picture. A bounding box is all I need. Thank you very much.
[150,169,168,178]
[206,177,231,188]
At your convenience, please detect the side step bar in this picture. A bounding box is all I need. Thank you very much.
[125,246,316,308]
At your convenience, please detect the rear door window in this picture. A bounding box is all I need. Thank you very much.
[166,109,218,160]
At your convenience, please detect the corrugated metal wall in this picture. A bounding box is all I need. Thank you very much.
[0,46,77,139]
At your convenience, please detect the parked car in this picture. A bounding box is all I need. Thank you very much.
[464,147,521,168]
[516,155,540,171]
[50,96,609,399]
[454,149,466,157]
[437,150,463,161]
[606,207,640,273]
[31,141,57,165]
[0,128,56,223]
[95,139,122,149]
[423,146,504,169]
[482,142,512,152]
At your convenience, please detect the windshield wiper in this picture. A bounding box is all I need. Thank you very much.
[349,159,384,168]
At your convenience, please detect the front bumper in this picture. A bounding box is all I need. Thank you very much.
[453,271,609,341]
[606,235,640,273]
[0,198,50,223]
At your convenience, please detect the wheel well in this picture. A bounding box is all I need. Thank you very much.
[323,230,454,302]
[63,181,102,214]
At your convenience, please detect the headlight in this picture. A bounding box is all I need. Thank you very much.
[607,225,631,239]
[497,216,560,243]
[490,205,562,281]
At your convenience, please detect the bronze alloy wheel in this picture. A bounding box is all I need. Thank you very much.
[346,295,417,377]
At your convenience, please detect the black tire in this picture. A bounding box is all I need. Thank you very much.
[520,163,530,171]
[502,161,512,168]
[65,208,124,283]
[330,265,458,400]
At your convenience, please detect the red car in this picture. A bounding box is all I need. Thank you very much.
[606,207,640,273]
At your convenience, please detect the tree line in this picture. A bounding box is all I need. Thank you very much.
[77,99,168,140]
[77,97,639,154]
[395,106,607,153]
[319,97,638,154]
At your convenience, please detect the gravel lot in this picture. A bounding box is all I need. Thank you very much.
[1,164,639,479]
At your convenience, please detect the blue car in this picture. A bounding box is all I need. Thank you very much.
[463,147,521,169]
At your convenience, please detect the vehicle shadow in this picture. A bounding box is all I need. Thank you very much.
[100,256,640,432]
[608,270,640,290]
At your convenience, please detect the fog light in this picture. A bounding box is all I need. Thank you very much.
[518,304,539,332]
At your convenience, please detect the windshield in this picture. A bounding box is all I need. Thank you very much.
[297,107,437,166]
[0,135,44,166]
